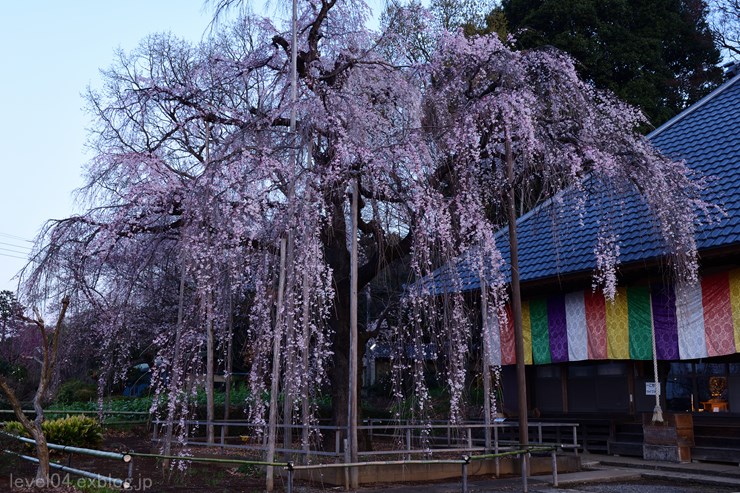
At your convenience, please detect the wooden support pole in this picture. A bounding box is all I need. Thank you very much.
[348,178,359,488]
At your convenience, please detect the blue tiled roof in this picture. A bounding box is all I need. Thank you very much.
[423,75,740,295]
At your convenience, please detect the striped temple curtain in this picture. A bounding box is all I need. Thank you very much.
[491,268,740,365]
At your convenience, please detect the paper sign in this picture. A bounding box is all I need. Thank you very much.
[645,382,661,396]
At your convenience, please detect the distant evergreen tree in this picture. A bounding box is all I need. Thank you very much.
[502,0,724,126]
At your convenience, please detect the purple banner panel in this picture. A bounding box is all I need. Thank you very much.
[651,284,679,360]
[547,295,569,363]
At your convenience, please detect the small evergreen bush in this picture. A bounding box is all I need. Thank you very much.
[3,420,25,436]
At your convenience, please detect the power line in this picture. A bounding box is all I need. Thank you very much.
[0,240,31,252]
[0,252,27,261]
[0,247,29,257]
[0,232,32,243]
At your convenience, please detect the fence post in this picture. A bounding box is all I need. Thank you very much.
[572,425,578,455]
[344,438,350,490]
[466,428,472,450]
[494,426,500,477]
[461,455,470,493]
[405,429,412,461]
[551,449,558,487]
[287,462,294,493]
[521,452,528,493]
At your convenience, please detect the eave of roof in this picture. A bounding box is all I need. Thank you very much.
[421,74,740,296]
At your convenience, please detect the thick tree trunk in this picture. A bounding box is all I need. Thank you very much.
[329,291,351,446]
[328,293,371,453]
[324,198,353,451]
[323,197,379,455]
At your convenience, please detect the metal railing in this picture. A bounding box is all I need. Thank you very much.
[150,418,579,461]
[1,428,565,493]
[0,409,150,426]
[131,444,560,493]
[1,430,133,489]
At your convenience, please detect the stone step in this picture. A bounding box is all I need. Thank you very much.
[640,470,740,488]
[593,457,740,480]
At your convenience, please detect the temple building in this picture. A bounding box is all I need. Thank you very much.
[421,69,740,461]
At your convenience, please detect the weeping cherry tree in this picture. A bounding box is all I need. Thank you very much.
[21,0,711,481]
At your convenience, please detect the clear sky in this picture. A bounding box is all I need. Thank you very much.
[0,0,387,295]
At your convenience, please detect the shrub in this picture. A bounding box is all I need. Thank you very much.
[3,415,103,449]
[48,395,154,423]
[44,415,103,447]
[57,379,97,404]
[3,420,25,436]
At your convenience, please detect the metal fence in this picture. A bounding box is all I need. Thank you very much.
[0,409,150,426]
[128,444,559,493]
[1,423,567,493]
[1,430,133,489]
[151,417,579,461]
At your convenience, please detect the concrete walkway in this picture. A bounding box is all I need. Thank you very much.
[577,452,740,489]
[358,453,740,493]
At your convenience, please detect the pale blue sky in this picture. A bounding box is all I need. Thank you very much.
[0,1,388,293]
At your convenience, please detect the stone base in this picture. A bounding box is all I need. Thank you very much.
[643,443,691,463]
[290,454,581,486]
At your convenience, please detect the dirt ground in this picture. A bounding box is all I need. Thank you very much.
[1,427,487,493]
[5,430,736,493]
[1,429,274,492]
